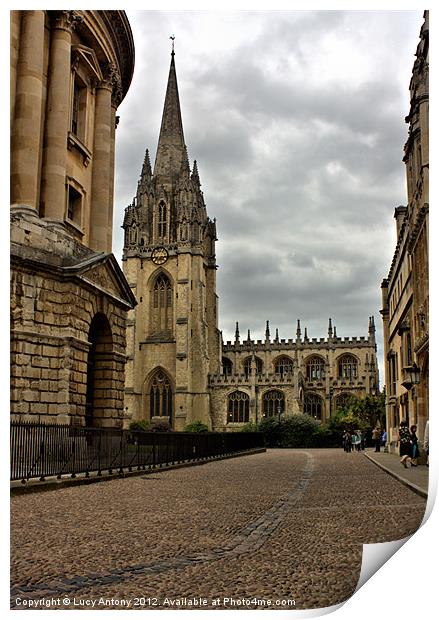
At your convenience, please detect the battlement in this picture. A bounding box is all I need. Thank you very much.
[223,335,374,352]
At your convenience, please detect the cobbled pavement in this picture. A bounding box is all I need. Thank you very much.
[10,449,426,610]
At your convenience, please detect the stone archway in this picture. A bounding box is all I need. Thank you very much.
[85,313,113,427]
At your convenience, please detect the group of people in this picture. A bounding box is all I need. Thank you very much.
[342,430,366,453]
[342,419,429,469]
[398,420,425,468]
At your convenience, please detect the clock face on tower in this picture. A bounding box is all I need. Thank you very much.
[151,247,168,265]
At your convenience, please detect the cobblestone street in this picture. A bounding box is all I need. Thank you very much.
[10,449,426,610]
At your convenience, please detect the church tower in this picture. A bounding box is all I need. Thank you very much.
[122,49,220,430]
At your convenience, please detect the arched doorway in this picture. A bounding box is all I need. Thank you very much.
[86,313,113,427]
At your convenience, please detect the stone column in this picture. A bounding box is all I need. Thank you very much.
[41,10,82,221]
[11,10,45,212]
[107,106,118,252]
[90,69,115,252]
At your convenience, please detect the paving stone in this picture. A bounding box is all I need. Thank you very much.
[10,449,426,610]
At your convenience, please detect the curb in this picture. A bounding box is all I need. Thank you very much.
[364,452,428,499]
[10,447,266,496]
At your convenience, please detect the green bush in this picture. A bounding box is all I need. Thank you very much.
[240,421,258,432]
[184,420,209,433]
[129,420,150,432]
[149,419,171,433]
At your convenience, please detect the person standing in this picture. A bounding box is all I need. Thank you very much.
[381,430,387,448]
[424,420,429,467]
[343,431,352,453]
[410,425,420,466]
[398,420,412,468]
[372,426,381,452]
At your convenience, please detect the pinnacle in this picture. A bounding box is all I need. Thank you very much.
[153,52,187,178]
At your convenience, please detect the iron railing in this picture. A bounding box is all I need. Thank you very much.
[10,422,263,483]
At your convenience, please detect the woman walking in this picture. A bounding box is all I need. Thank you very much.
[410,425,420,466]
[398,420,412,468]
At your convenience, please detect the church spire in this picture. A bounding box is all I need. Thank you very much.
[153,48,186,179]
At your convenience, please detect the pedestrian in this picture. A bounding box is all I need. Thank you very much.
[381,430,387,448]
[343,430,352,453]
[398,420,412,468]
[410,425,420,466]
[356,430,363,452]
[372,426,381,452]
[424,420,429,467]
[352,432,361,452]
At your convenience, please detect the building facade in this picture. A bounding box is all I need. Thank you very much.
[381,11,429,449]
[10,10,136,427]
[123,52,379,431]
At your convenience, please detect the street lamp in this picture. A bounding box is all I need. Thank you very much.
[401,363,421,390]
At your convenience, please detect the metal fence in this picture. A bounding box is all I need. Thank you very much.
[10,422,263,483]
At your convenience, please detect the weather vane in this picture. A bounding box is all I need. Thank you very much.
[170,35,175,55]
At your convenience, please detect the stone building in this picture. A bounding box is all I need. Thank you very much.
[123,51,379,431]
[381,11,429,450]
[10,10,136,427]
[122,50,220,431]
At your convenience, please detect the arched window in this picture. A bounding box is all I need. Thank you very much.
[303,393,323,420]
[334,392,354,412]
[274,356,293,377]
[158,201,167,238]
[306,356,325,381]
[338,355,358,380]
[243,356,263,378]
[222,357,233,377]
[152,273,172,333]
[149,369,173,420]
[263,390,285,417]
[227,391,249,423]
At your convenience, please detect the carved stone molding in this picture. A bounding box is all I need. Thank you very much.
[50,10,83,33]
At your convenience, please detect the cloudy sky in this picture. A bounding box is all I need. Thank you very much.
[113,10,423,379]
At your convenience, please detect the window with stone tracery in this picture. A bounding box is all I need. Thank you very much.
[149,369,173,419]
[227,391,249,423]
[243,357,263,378]
[303,393,323,420]
[306,356,325,381]
[222,357,233,377]
[274,356,293,377]
[158,201,167,238]
[263,390,285,417]
[334,392,354,412]
[337,355,358,380]
[152,272,172,334]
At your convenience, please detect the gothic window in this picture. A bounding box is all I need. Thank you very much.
[227,391,249,423]
[158,201,167,238]
[222,357,233,377]
[306,356,325,381]
[274,356,293,377]
[334,392,354,412]
[243,357,263,378]
[263,390,285,417]
[303,393,323,420]
[149,369,173,419]
[337,355,358,381]
[152,273,172,333]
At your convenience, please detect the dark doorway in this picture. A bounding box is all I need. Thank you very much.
[85,313,113,427]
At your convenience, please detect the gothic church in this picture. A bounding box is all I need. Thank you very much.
[123,51,379,432]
